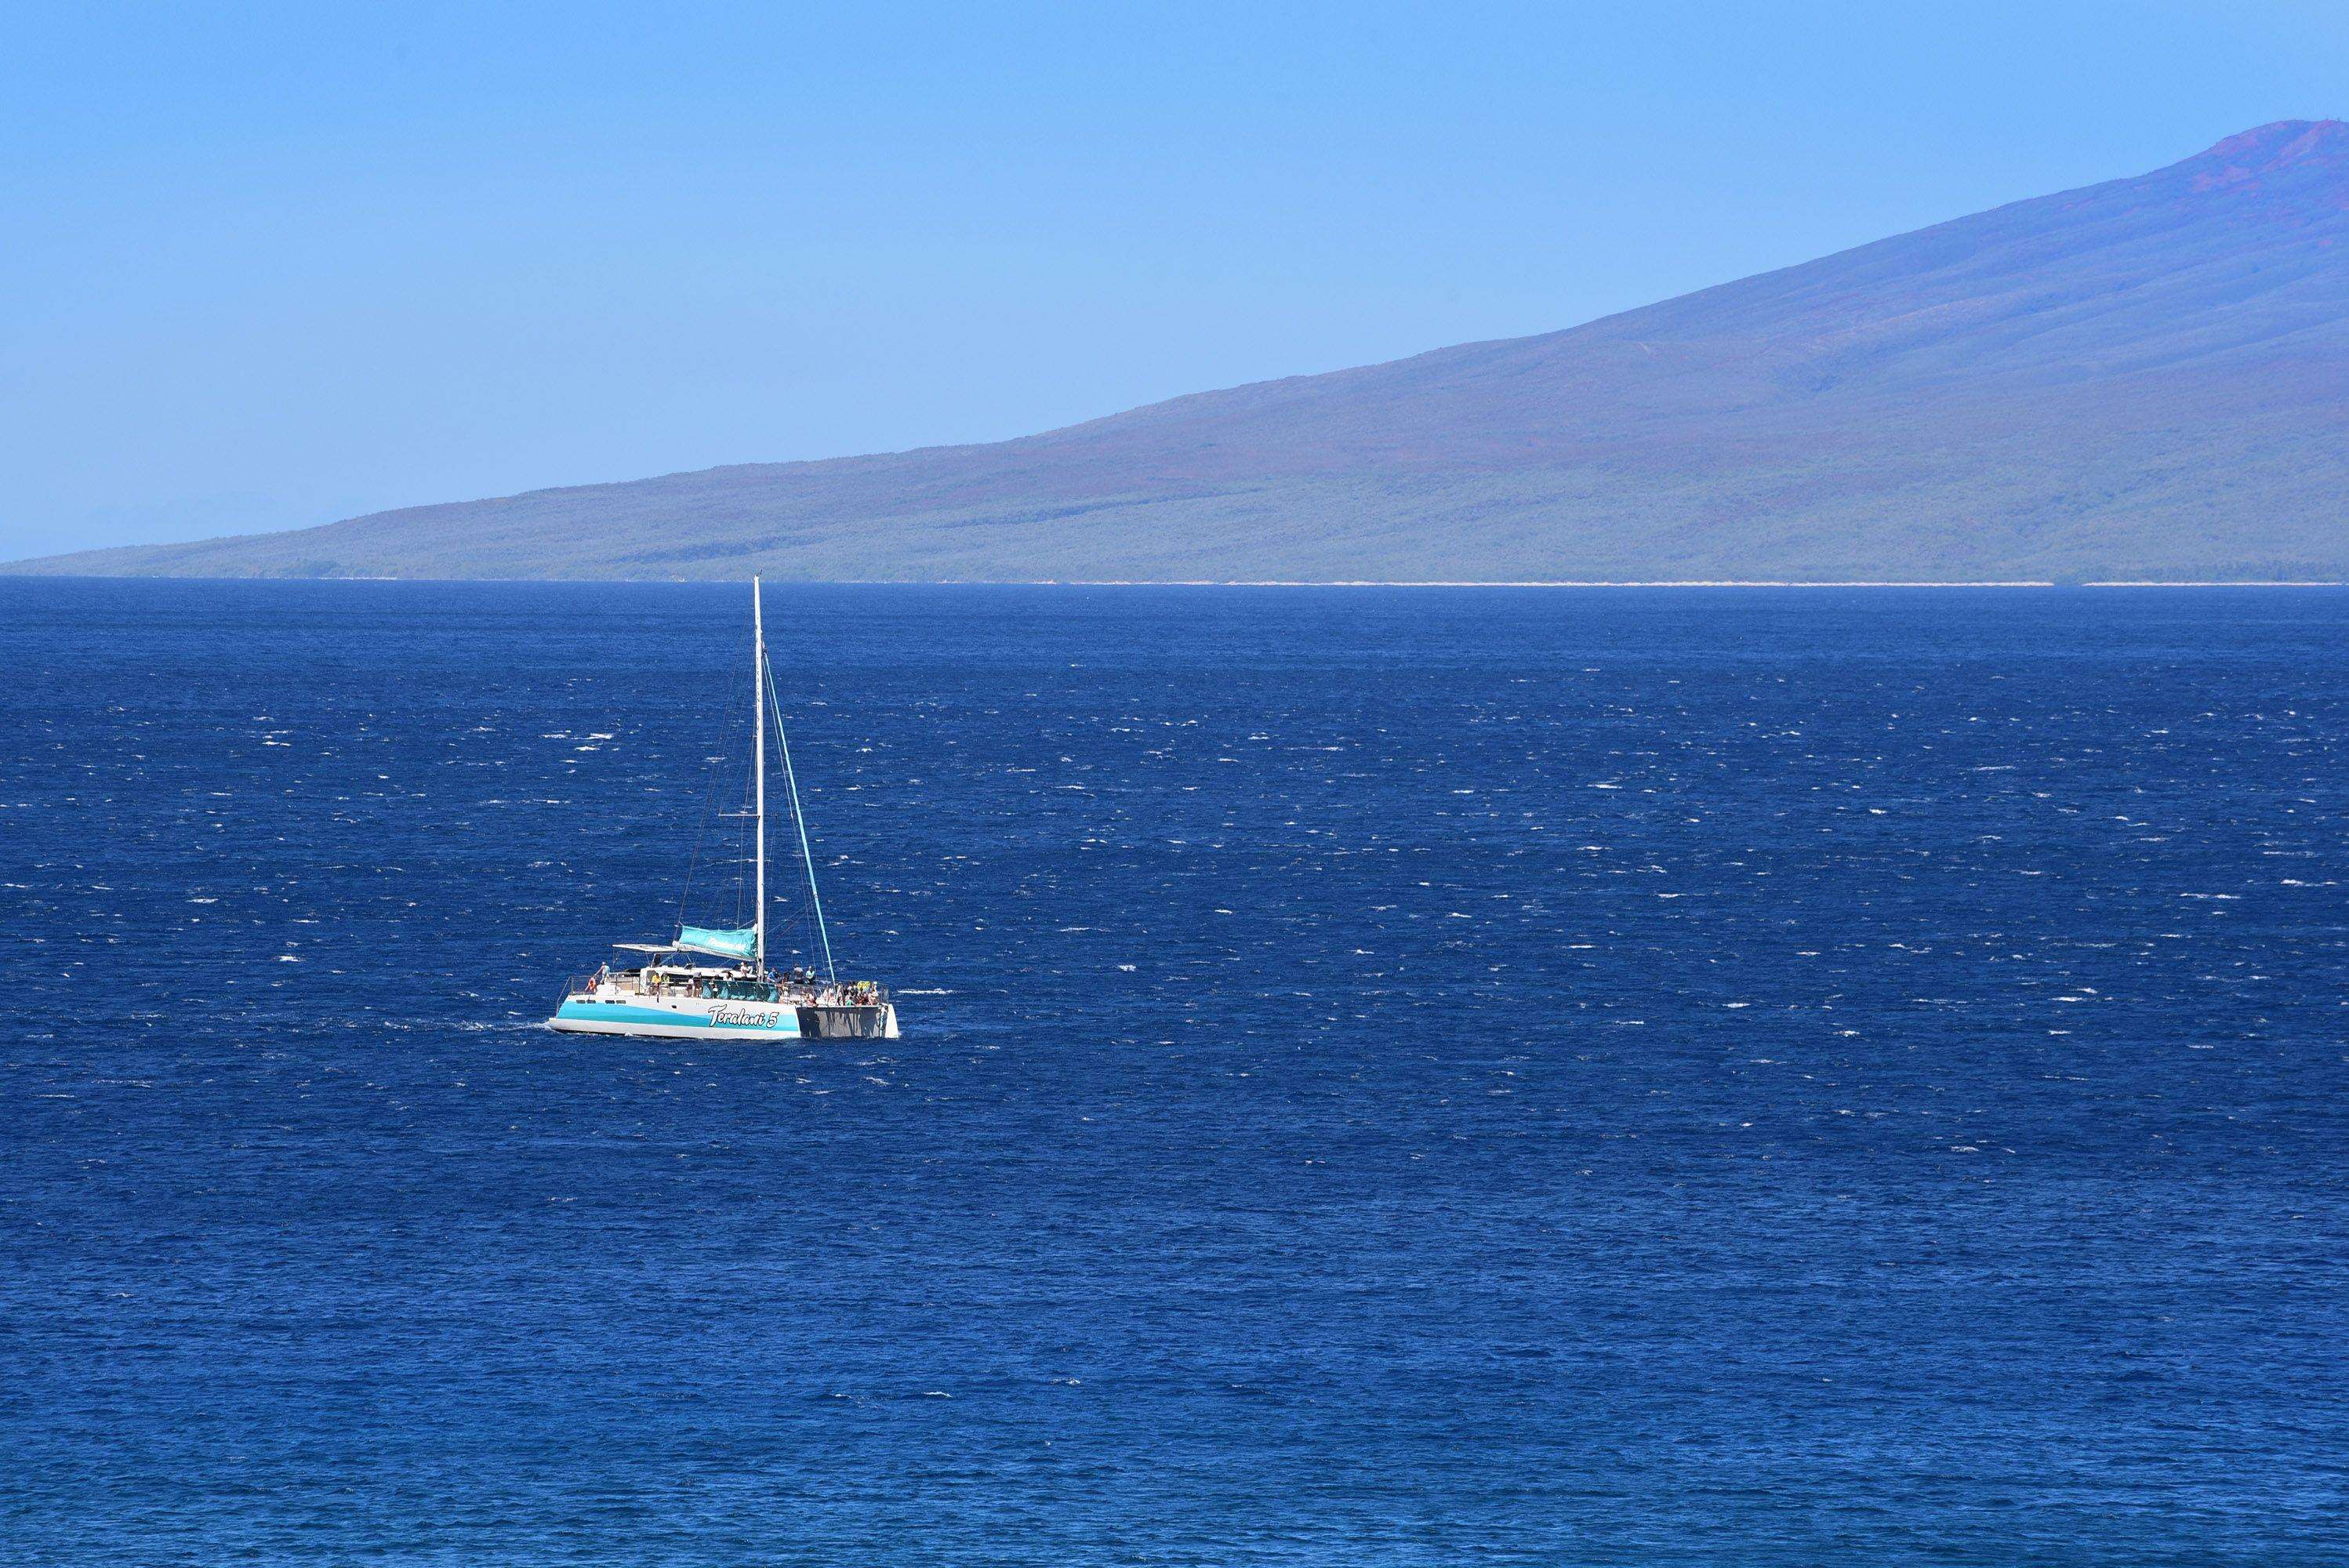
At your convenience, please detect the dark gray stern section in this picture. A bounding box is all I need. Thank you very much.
[797,1005,893,1040]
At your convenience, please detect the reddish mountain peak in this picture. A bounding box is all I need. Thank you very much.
[2209,118,2347,154]
[2182,118,2349,187]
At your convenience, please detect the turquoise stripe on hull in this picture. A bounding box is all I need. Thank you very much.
[553,1000,800,1036]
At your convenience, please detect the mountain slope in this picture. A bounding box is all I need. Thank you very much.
[16,120,2349,582]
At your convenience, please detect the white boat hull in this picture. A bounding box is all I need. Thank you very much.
[547,991,899,1041]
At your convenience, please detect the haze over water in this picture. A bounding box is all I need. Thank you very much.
[4,580,2344,1564]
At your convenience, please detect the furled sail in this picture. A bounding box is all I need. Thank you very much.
[677,924,758,960]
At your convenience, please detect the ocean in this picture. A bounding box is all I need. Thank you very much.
[3,579,2344,1565]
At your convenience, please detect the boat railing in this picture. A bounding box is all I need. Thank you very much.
[554,971,887,1011]
[802,981,890,1008]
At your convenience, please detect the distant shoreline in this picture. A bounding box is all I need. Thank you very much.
[7,575,2349,588]
[1037,579,2349,588]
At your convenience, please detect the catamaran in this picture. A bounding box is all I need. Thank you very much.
[546,579,900,1043]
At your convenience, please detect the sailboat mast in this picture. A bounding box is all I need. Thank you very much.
[753,576,767,976]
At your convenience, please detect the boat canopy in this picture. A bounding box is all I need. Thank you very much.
[678,924,759,960]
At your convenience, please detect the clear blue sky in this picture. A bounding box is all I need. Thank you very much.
[6,1,2345,557]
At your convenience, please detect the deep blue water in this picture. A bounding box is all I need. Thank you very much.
[3,580,2346,1565]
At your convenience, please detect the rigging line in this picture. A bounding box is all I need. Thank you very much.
[775,685,831,982]
[785,815,819,969]
[773,726,818,965]
[776,809,817,971]
[763,648,836,983]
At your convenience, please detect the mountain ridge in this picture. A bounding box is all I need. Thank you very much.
[14,120,2349,582]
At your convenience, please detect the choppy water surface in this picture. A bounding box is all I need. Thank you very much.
[3,581,2345,1565]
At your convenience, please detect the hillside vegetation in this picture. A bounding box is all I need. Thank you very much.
[15,121,2349,583]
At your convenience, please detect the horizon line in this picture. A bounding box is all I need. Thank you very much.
[8,575,2349,589]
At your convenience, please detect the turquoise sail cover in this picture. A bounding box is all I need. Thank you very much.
[677,924,757,959]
